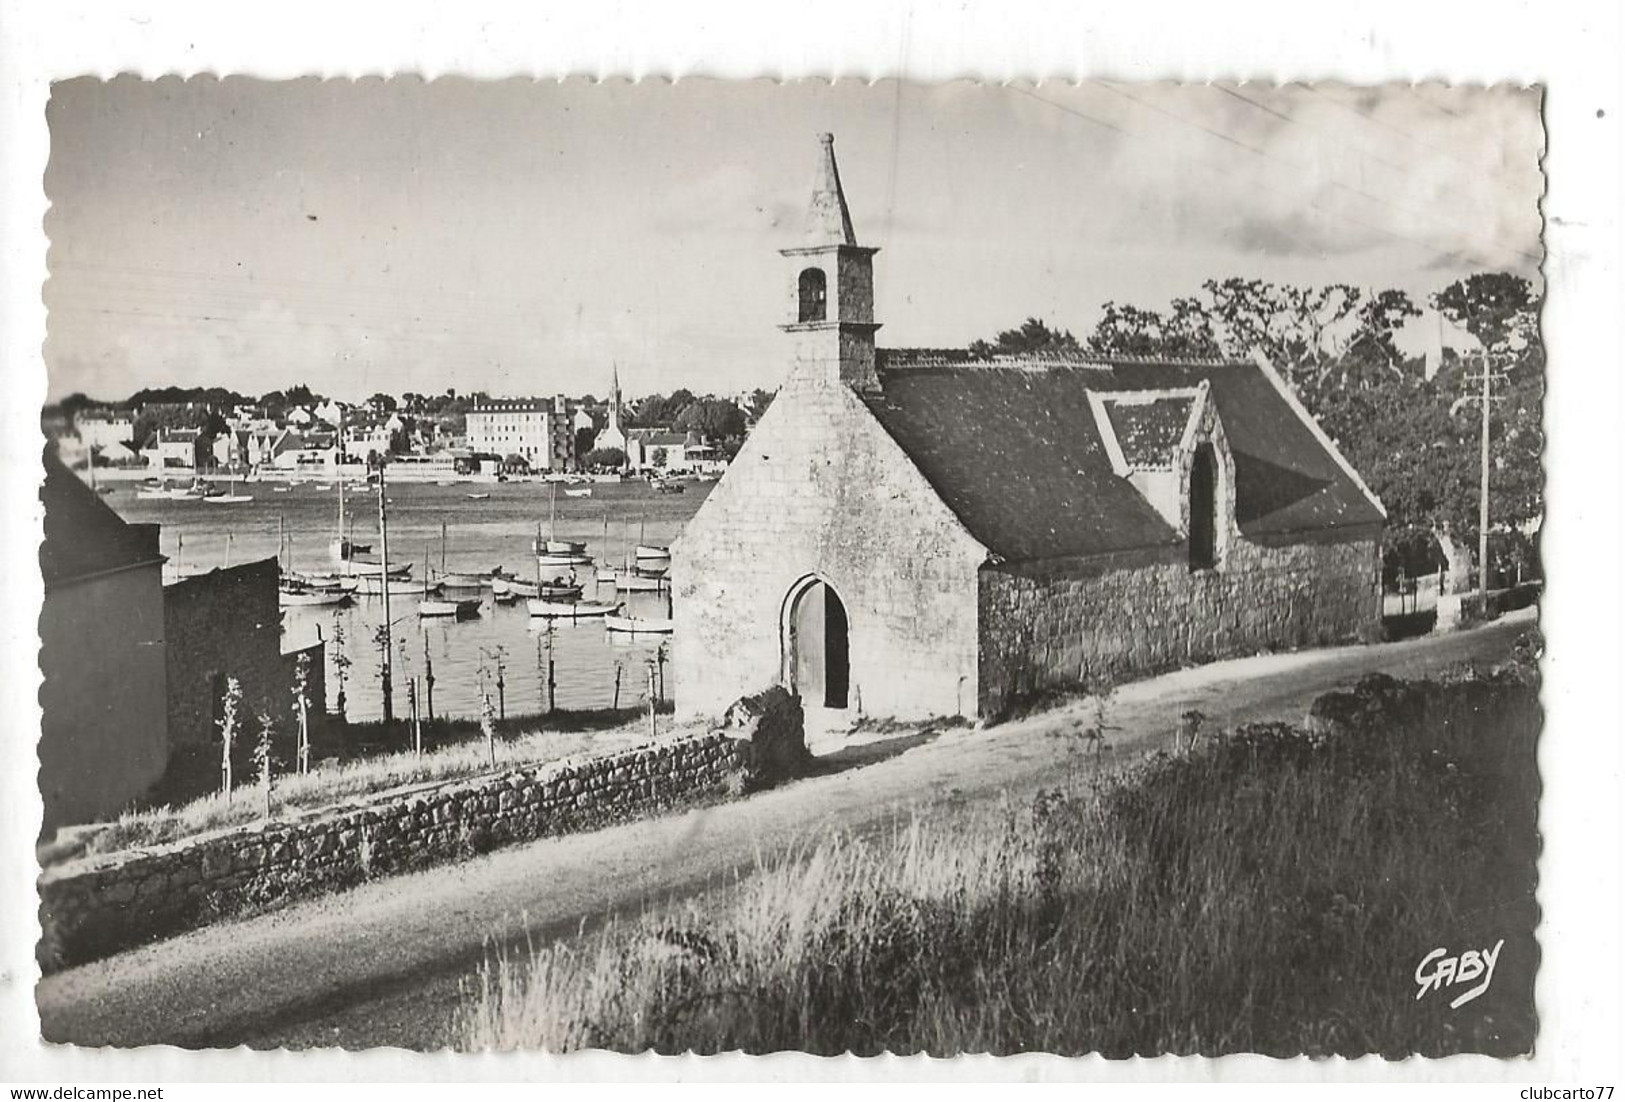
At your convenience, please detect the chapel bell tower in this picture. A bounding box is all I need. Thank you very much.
[780,133,881,392]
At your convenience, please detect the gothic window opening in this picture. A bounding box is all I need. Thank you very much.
[798,267,827,323]
[1189,442,1219,571]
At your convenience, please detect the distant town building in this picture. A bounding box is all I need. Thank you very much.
[141,428,203,471]
[626,428,716,473]
[39,447,169,830]
[73,410,136,458]
[466,396,575,470]
[674,134,1385,724]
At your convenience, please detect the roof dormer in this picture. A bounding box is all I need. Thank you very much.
[1088,380,1236,569]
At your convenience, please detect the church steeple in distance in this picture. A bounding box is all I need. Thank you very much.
[780,133,881,392]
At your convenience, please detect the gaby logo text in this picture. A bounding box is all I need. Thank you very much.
[1414,939,1505,1009]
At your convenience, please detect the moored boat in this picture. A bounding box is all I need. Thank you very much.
[434,570,489,588]
[563,487,593,498]
[528,598,621,619]
[278,584,350,608]
[357,573,435,596]
[604,613,675,635]
[418,596,482,618]
[614,569,668,592]
[343,558,412,578]
[634,544,671,561]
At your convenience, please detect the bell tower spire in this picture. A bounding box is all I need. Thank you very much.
[780,133,881,392]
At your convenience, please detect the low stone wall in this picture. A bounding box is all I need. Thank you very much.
[38,728,758,973]
[979,533,1382,718]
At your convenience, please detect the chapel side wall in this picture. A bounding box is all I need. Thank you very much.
[673,381,986,722]
[978,531,1383,719]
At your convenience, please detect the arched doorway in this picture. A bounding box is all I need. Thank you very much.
[785,577,849,709]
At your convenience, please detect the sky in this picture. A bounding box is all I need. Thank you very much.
[42,78,1545,403]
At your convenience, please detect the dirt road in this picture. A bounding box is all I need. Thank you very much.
[36,614,1535,1050]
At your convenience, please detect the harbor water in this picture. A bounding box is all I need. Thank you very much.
[109,477,714,723]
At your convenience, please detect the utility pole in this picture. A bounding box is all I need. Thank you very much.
[378,459,394,723]
[1464,349,1508,607]
[1478,347,1491,606]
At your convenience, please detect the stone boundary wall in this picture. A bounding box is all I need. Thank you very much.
[38,729,755,973]
[979,534,1382,718]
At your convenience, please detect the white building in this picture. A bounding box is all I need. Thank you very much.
[466,396,572,470]
[73,412,136,455]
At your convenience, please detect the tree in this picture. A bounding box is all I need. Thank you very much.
[969,317,1082,358]
[367,392,398,414]
[630,389,696,428]
[1088,299,1221,358]
[584,446,626,470]
[747,388,776,421]
[574,426,598,459]
[1427,273,1544,589]
[673,398,747,442]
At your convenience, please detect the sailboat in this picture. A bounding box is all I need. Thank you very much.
[419,540,480,617]
[632,509,671,565]
[529,597,620,619]
[612,514,668,590]
[203,469,254,504]
[278,515,349,606]
[533,481,592,560]
[432,520,489,587]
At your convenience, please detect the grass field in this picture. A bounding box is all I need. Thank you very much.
[464,663,1540,1056]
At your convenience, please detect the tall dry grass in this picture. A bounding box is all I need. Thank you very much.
[464,672,1540,1056]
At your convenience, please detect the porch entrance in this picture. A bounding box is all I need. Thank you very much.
[786,578,849,709]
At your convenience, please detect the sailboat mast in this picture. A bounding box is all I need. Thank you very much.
[336,407,346,550]
[378,461,394,722]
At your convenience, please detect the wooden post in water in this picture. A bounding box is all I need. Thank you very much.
[612,663,622,710]
[409,677,422,757]
[496,653,506,721]
[546,622,557,713]
[423,632,435,723]
[646,660,657,740]
[481,692,496,768]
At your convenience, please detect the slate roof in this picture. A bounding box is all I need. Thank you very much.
[860,356,1384,563]
[1102,396,1193,469]
[40,447,164,588]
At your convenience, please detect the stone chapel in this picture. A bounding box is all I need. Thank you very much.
[672,134,1385,723]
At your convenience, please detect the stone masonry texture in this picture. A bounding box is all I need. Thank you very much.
[978,534,1382,718]
[673,375,988,722]
[37,726,771,973]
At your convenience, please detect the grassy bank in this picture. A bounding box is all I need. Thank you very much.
[464,667,1539,1056]
[59,707,696,862]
